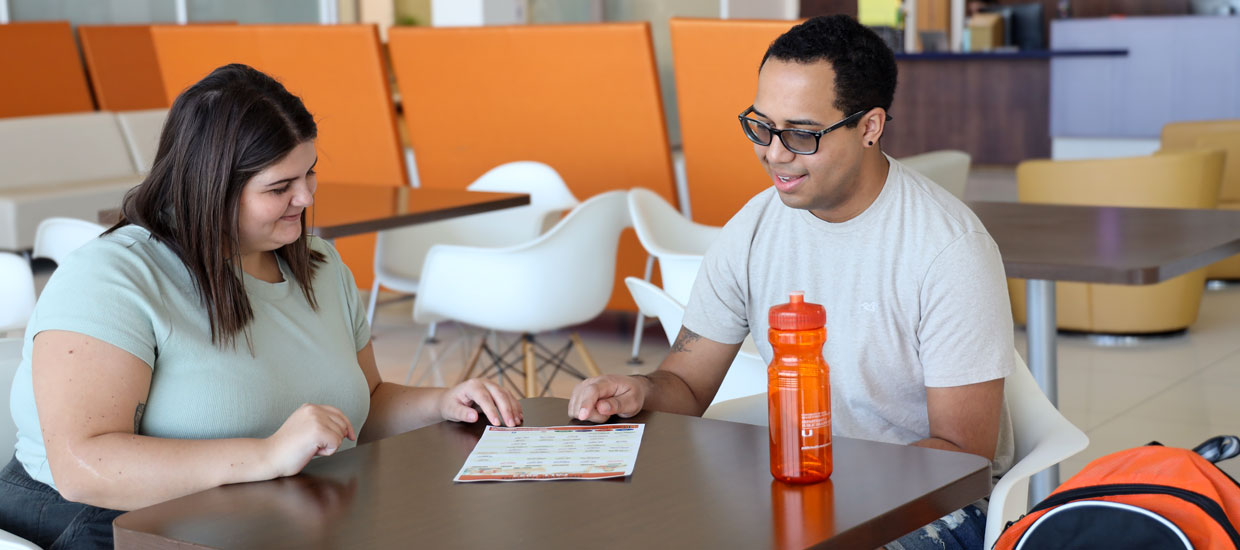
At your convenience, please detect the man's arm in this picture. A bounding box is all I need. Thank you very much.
[568,327,743,422]
[912,378,1005,460]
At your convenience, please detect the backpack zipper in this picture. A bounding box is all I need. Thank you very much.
[1025,483,1240,548]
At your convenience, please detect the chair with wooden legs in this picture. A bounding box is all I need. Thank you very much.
[413,191,630,396]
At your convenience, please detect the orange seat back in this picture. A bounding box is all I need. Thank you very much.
[389,23,677,311]
[149,24,406,286]
[78,25,169,111]
[0,21,94,117]
[670,18,797,226]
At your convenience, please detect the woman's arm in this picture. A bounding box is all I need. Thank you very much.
[356,342,522,444]
[33,330,356,511]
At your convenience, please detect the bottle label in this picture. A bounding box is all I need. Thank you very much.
[800,410,831,451]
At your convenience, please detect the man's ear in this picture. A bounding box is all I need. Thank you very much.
[862,107,888,147]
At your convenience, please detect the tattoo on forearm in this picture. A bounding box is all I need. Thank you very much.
[671,327,703,353]
[134,402,145,434]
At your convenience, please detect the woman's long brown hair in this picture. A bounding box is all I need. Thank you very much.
[107,63,325,349]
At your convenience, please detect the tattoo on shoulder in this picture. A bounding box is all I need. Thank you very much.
[134,402,146,434]
[671,327,703,353]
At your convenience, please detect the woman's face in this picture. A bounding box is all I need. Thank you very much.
[237,140,318,255]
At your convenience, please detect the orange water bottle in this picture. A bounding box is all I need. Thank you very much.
[768,291,831,483]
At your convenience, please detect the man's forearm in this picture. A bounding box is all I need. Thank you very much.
[911,437,995,461]
[634,371,712,416]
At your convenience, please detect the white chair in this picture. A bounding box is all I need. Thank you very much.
[626,187,722,363]
[899,150,972,199]
[624,277,765,408]
[413,191,630,397]
[0,337,41,550]
[366,161,579,336]
[0,529,39,550]
[702,347,1090,550]
[983,350,1089,549]
[32,217,105,265]
[0,254,36,334]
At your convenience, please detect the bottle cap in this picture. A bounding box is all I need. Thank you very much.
[768,291,826,331]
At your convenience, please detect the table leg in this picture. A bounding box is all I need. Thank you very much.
[1026,279,1058,507]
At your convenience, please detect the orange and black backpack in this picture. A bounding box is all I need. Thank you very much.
[995,436,1240,549]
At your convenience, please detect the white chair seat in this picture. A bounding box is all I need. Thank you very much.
[0,254,35,332]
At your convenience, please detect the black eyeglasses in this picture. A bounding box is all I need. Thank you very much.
[738,106,892,155]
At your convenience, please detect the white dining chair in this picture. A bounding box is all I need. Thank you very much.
[413,191,630,396]
[0,254,36,334]
[624,277,765,408]
[626,187,721,363]
[32,217,106,265]
[366,161,578,345]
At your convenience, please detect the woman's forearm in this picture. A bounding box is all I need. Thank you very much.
[53,433,274,511]
[357,382,447,444]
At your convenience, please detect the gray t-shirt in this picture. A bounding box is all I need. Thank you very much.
[9,226,372,489]
[683,157,1014,476]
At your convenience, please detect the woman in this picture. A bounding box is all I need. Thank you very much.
[0,64,522,549]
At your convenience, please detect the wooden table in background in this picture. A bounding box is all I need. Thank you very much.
[98,185,530,240]
[113,398,991,550]
[971,201,1240,502]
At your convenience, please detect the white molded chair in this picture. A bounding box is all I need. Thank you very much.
[899,150,972,199]
[32,217,105,265]
[413,191,630,397]
[0,338,40,550]
[366,161,579,334]
[0,530,39,550]
[983,350,1089,549]
[624,277,764,408]
[0,254,36,333]
[702,347,1090,550]
[626,188,722,363]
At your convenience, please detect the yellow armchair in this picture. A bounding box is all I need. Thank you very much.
[1162,120,1240,279]
[1008,150,1225,333]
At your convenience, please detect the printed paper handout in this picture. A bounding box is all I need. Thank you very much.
[454,424,645,482]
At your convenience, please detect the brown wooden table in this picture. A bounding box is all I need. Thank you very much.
[970,201,1240,501]
[113,398,991,550]
[306,185,529,240]
[98,185,531,241]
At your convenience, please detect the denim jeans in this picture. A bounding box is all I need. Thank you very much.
[885,504,987,550]
[0,455,122,550]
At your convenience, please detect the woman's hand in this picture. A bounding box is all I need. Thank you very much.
[264,404,357,478]
[437,379,523,427]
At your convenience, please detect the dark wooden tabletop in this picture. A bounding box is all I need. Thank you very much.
[970,201,1240,284]
[113,398,991,550]
[98,186,530,240]
[306,185,529,239]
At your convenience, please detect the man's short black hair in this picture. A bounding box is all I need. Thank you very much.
[760,15,897,127]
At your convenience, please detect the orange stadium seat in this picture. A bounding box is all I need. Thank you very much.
[669,18,797,226]
[0,21,94,118]
[149,24,407,286]
[388,22,678,311]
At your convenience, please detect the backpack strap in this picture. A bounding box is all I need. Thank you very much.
[1193,436,1240,464]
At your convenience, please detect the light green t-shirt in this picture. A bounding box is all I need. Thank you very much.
[9,225,371,489]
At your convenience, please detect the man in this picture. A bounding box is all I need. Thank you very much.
[568,15,1014,549]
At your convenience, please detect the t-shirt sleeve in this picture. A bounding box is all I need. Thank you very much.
[918,231,1014,387]
[28,241,161,368]
[316,238,371,352]
[681,216,753,346]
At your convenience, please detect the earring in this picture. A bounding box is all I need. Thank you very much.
[868,141,874,146]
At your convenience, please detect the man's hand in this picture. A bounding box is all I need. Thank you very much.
[567,374,651,423]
